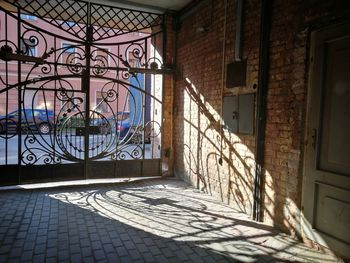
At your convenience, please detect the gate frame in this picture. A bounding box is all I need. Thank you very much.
[0,0,167,185]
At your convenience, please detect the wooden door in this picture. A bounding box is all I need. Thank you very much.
[303,22,350,259]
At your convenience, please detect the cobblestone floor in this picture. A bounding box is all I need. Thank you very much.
[0,178,343,262]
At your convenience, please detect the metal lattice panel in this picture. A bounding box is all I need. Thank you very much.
[6,0,88,40]
[90,4,162,41]
[5,0,163,41]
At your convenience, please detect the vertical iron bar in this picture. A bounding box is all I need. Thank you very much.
[84,2,92,179]
[17,7,22,184]
[5,13,9,165]
[141,73,146,161]
[114,56,120,177]
[53,36,57,165]
[141,39,147,161]
[116,46,120,157]
[160,15,166,176]
[93,90,95,158]
[151,35,156,162]
[143,37,148,162]
[151,35,157,159]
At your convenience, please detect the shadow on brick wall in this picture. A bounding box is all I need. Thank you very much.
[175,74,304,240]
[175,78,256,216]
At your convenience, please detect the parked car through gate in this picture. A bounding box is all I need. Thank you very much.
[0,109,54,135]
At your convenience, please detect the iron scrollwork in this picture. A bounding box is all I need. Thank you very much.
[0,0,164,167]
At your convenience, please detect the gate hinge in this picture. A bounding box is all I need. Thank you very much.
[128,64,174,75]
[0,45,44,64]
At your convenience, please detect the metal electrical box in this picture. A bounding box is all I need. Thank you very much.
[226,60,247,88]
[223,93,255,134]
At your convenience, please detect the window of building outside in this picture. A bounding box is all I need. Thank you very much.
[20,13,37,20]
[62,43,75,64]
[128,51,140,68]
[96,91,108,113]
[20,38,37,57]
[94,47,109,65]
[22,89,38,109]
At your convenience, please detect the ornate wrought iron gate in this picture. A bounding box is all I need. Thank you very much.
[0,0,165,184]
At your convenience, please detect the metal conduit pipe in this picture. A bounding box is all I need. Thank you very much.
[235,0,244,61]
[219,0,228,165]
[253,0,273,221]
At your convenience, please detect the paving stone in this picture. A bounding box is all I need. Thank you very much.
[58,249,69,261]
[0,245,11,254]
[91,240,103,250]
[103,243,115,254]
[124,241,136,250]
[128,249,142,260]
[167,241,180,252]
[7,258,20,263]
[140,252,155,262]
[94,249,106,260]
[198,248,212,258]
[189,253,206,263]
[70,253,82,262]
[119,256,134,263]
[116,247,129,257]
[37,228,47,236]
[68,235,80,244]
[34,244,46,255]
[106,252,118,262]
[45,257,57,263]
[167,257,181,263]
[154,254,170,263]
[111,238,123,247]
[23,240,36,251]
[70,243,81,254]
[80,237,91,248]
[136,243,149,253]
[58,240,69,250]
[20,251,33,261]
[32,254,45,263]
[101,236,112,244]
[82,256,95,263]
[119,233,130,241]
[46,247,57,258]
[81,247,93,257]
[2,236,15,245]
[149,245,162,256]
[0,179,343,263]
[90,233,100,241]
[8,247,22,258]
[36,236,47,245]
[176,251,190,261]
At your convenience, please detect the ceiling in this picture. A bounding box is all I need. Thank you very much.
[102,0,193,13]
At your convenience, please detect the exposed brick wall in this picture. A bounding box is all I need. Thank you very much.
[262,0,350,237]
[173,0,260,215]
[161,15,175,176]
[262,0,307,237]
[172,0,350,240]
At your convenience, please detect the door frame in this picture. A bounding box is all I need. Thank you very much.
[301,21,350,253]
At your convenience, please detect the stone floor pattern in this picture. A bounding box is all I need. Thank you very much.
[0,178,343,262]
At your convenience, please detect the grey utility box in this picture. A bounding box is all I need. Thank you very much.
[223,93,255,134]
